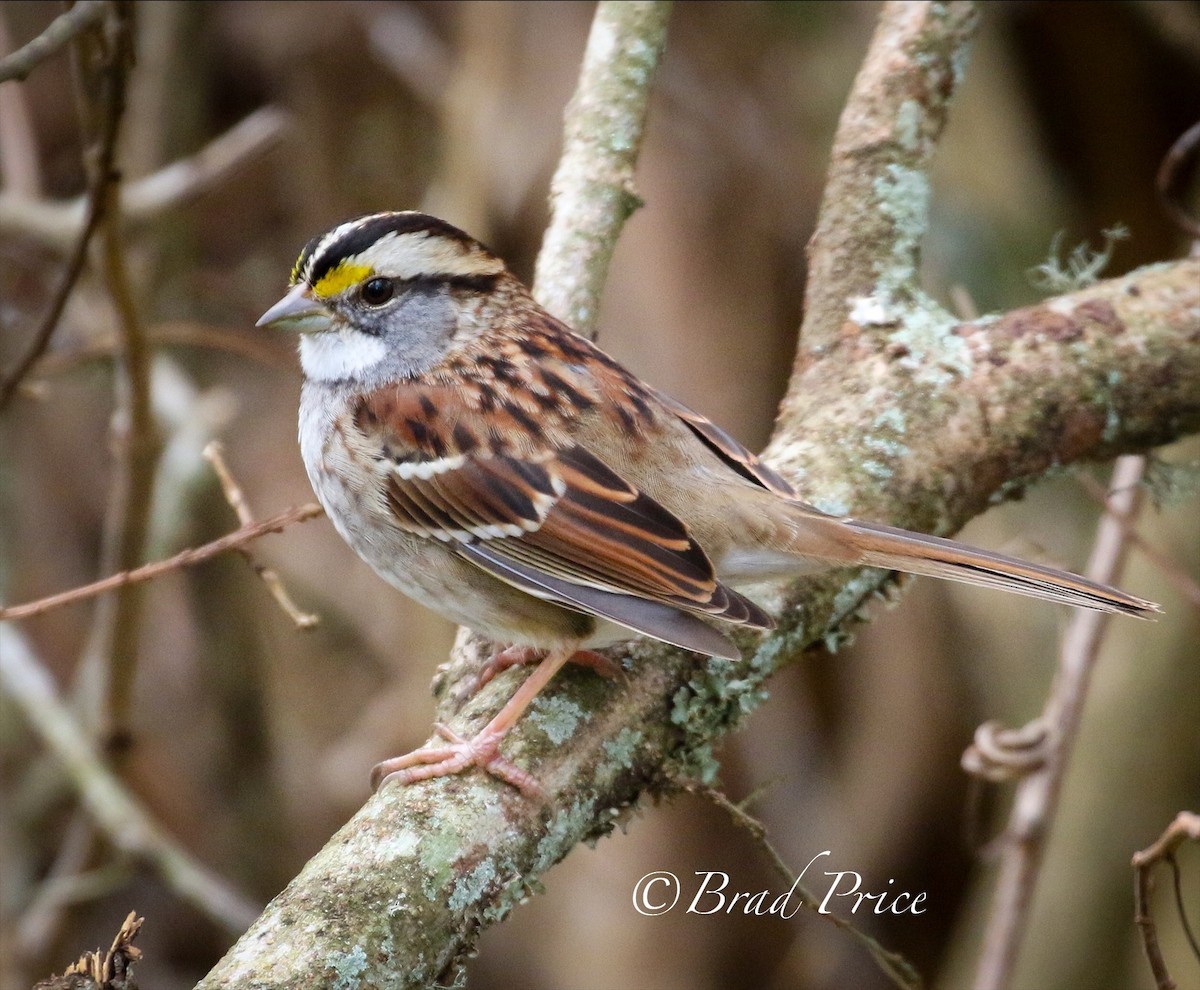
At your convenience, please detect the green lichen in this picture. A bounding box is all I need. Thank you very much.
[886,302,971,386]
[749,622,808,677]
[872,407,908,434]
[870,163,972,386]
[666,656,771,783]
[325,945,368,990]
[860,458,893,481]
[673,741,721,785]
[874,163,930,294]
[529,694,588,744]
[534,797,598,874]
[670,657,767,730]
[378,829,420,861]
[830,570,888,624]
[418,828,463,901]
[448,859,498,915]
[1029,226,1129,293]
[602,727,644,770]
[895,99,923,152]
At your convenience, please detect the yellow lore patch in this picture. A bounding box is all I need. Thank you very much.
[312,262,372,300]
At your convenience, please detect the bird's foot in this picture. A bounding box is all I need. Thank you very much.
[370,722,543,798]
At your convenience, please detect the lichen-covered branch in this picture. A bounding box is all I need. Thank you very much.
[796,0,978,356]
[533,0,672,334]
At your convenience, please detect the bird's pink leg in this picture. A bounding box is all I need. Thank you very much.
[474,645,621,691]
[371,645,582,797]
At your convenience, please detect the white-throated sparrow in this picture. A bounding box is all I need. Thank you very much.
[258,211,1158,797]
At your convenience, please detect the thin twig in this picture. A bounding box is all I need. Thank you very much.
[0,0,107,84]
[0,503,324,622]
[64,0,160,761]
[533,0,672,336]
[973,455,1147,990]
[1133,811,1200,989]
[1076,471,1200,608]
[692,783,923,990]
[0,626,260,934]
[204,442,319,629]
[1156,120,1200,239]
[0,0,119,411]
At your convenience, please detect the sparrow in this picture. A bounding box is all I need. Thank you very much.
[257,211,1158,797]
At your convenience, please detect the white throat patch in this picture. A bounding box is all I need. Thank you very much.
[299,330,388,381]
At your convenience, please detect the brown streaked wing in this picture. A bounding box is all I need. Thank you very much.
[650,386,798,498]
[377,444,769,629]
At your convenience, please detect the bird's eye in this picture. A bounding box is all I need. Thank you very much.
[360,277,394,306]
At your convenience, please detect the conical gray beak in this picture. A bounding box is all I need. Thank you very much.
[256,283,332,333]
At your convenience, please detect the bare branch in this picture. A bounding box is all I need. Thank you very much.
[0,106,290,250]
[972,456,1147,990]
[0,0,107,84]
[0,626,259,934]
[204,442,319,629]
[0,1,120,410]
[533,0,672,334]
[1133,811,1200,990]
[0,504,323,623]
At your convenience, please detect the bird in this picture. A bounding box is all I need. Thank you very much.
[257,210,1158,797]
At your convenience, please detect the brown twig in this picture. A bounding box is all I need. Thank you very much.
[1133,811,1200,990]
[973,455,1147,990]
[0,2,118,411]
[0,0,107,83]
[62,0,160,762]
[1076,471,1200,609]
[204,442,319,629]
[0,503,324,623]
[692,783,923,990]
[1157,120,1200,240]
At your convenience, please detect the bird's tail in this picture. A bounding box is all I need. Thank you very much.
[841,518,1159,618]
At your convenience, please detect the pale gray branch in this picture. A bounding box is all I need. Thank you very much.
[0,625,260,934]
[533,0,672,334]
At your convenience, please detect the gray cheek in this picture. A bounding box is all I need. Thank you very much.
[376,287,457,378]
